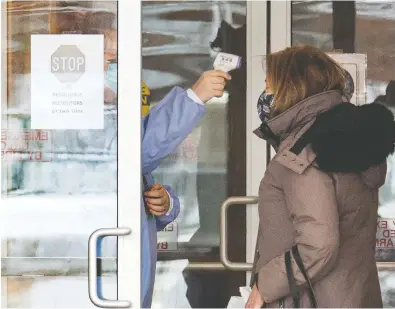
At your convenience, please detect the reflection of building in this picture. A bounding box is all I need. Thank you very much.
[2,2,118,308]
[292,1,395,83]
[3,0,395,308]
[293,2,395,307]
[167,135,198,161]
[143,2,247,307]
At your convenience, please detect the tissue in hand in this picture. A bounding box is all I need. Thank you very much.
[226,286,252,308]
[240,286,252,302]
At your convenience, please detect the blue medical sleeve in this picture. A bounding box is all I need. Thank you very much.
[141,86,205,174]
[155,185,180,231]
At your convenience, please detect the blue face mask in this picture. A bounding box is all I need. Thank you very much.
[106,63,117,94]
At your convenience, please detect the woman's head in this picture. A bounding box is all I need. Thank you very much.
[265,45,348,117]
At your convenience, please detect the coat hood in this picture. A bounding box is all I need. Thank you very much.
[306,101,395,174]
[254,90,395,185]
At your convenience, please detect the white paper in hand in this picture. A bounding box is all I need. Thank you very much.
[227,296,245,308]
[240,286,252,302]
[226,286,252,308]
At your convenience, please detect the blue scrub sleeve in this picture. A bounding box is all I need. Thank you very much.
[155,185,180,231]
[141,86,205,174]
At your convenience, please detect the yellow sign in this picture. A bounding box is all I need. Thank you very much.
[142,81,151,116]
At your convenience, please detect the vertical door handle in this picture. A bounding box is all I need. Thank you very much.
[220,196,258,271]
[88,228,132,308]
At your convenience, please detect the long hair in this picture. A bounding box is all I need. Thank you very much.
[266,45,347,116]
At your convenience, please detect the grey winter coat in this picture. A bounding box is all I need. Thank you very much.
[251,90,393,308]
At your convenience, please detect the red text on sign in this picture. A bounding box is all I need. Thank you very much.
[1,130,53,162]
[157,242,168,250]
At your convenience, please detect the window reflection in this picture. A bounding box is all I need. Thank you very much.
[142,1,247,307]
[292,1,395,307]
[2,1,118,308]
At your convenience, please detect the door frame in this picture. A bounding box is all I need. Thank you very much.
[116,0,141,307]
[245,0,291,285]
[245,0,269,284]
[246,0,395,287]
[246,0,291,283]
[1,1,141,307]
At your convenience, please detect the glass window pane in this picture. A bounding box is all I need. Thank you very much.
[1,258,116,308]
[292,1,395,306]
[142,1,247,307]
[380,270,395,308]
[2,1,118,307]
[292,1,334,51]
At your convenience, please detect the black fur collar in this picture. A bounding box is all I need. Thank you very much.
[292,102,395,173]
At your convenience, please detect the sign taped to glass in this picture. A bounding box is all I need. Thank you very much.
[30,35,104,130]
[376,219,395,248]
[1,130,54,162]
[327,53,367,105]
[157,222,178,251]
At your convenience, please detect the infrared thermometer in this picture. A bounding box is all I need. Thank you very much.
[213,52,242,73]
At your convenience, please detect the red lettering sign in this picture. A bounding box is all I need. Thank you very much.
[157,222,178,251]
[376,219,395,249]
[1,130,53,162]
[157,242,168,250]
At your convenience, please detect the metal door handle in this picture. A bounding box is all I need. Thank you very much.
[88,228,132,308]
[220,196,258,271]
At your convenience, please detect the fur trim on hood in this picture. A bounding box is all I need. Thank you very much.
[301,102,395,173]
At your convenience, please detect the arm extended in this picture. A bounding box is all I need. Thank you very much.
[142,87,205,175]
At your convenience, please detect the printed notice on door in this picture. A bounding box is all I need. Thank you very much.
[328,53,367,106]
[157,222,178,251]
[30,35,104,130]
[377,219,395,248]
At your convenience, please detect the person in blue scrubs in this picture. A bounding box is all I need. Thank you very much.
[106,64,231,308]
[141,70,231,308]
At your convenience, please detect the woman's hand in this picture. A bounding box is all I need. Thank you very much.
[246,284,264,308]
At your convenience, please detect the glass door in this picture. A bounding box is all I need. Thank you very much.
[141,1,253,307]
[247,1,395,307]
[1,1,139,307]
[291,1,395,306]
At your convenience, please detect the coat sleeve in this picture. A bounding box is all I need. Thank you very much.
[155,185,180,232]
[142,87,205,175]
[256,167,340,303]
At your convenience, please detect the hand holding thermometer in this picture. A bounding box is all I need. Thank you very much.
[213,52,242,73]
[191,53,240,103]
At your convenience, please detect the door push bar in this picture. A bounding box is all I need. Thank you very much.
[88,228,132,308]
[219,196,258,271]
[215,196,395,272]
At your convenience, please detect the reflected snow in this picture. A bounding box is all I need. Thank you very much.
[2,0,395,308]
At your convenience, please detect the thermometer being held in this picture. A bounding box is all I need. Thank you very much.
[213,52,242,73]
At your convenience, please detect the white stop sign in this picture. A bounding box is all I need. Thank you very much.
[51,45,86,83]
[52,56,85,73]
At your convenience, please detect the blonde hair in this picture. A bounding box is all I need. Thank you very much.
[266,45,347,116]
